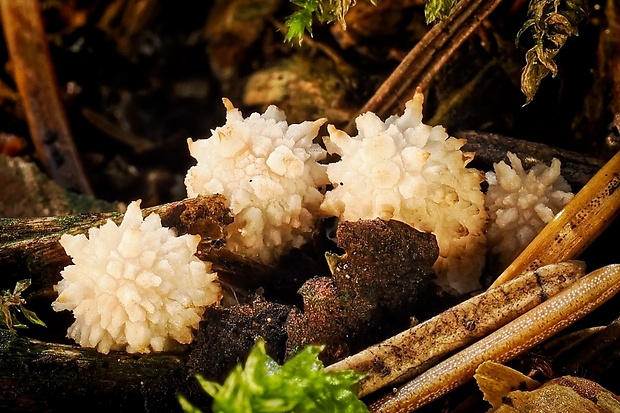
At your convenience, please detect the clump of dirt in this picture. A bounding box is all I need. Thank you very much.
[286,219,439,364]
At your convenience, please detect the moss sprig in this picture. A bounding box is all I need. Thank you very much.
[1,279,46,331]
[178,340,368,412]
[284,0,378,45]
[424,0,459,24]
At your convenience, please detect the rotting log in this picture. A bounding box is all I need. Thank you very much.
[0,194,298,304]
[0,330,188,413]
[459,130,605,188]
[0,195,233,292]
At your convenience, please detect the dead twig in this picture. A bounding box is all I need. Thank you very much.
[606,0,620,138]
[0,0,92,194]
[344,0,503,134]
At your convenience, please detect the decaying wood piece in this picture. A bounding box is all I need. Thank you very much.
[459,131,605,188]
[326,261,585,397]
[188,296,292,383]
[0,0,92,195]
[369,264,620,412]
[0,195,233,292]
[490,149,620,288]
[286,219,438,365]
[556,315,620,383]
[344,0,503,134]
[475,361,540,409]
[474,361,620,412]
[0,330,187,413]
[0,193,298,305]
[0,153,116,218]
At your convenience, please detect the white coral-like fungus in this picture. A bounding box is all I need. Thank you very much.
[321,92,487,294]
[485,152,574,271]
[52,200,221,354]
[185,99,329,264]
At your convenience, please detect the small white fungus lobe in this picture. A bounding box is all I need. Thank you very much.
[184,99,329,263]
[52,200,221,354]
[485,152,574,271]
[321,92,487,294]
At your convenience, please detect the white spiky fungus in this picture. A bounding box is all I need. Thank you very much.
[52,200,221,354]
[184,99,329,264]
[485,152,574,271]
[320,92,487,294]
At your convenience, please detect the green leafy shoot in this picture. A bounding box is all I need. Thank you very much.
[178,340,368,413]
[284,0,377,45]
[516,0,588,104]
[425,0,458,24]
[0,279,46,332]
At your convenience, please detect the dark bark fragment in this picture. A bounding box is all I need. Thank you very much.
[0,330,187,413]
[286,219,439,364]
[186,297,291,409]
[0,195,233,294]
[458,130,605,188]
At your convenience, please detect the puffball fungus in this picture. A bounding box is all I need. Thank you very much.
[52,200,221,354]
[185,99,329,264]
[320,92,487,294]
[485,152,574,271]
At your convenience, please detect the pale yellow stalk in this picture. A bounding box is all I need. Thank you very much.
[326,261,585,397]
[491,150,620,288]
[369,264,620,412]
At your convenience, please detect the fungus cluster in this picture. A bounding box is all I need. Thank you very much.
[320,92,487,294]
[53,93,577,356]
[53,201,221,354]
[485,152,574,271]
[185,98,329,264]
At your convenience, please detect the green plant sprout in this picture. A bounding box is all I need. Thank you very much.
[517,0,587,103]
[284,0,462,44]
[285,0,588,105]
[424,0,458,23]
[178,340,368,413]
[284,0,378,44]
[1,279,46,331]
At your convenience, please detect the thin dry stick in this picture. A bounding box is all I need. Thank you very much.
[344,0,503,134]
[326,261,585,397]
[490,149,620,288]
[0,0,93,194]
[370,264,620,413]
[607,0,620,134]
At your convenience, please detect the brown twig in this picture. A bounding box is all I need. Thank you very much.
[558,316,620,380]
[0,0,93,194]
[344,0,503,134]
[606,0,620,136]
